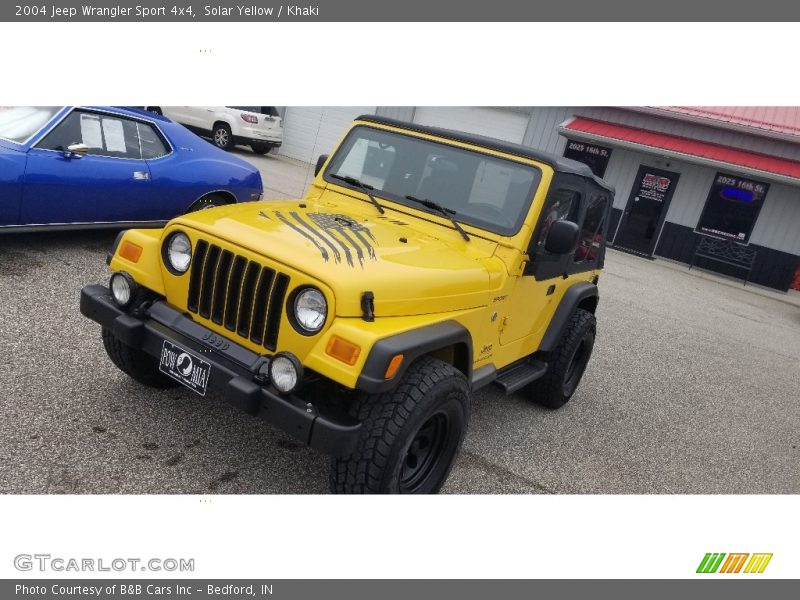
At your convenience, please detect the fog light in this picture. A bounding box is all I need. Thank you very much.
[110,272,136,309]
[269,353,303,394]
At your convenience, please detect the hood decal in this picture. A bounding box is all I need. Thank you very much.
[293,211,347,266]
[273,210,378,269]
[274,211,329,262]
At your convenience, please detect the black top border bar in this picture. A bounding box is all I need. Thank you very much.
[3,1,799,22]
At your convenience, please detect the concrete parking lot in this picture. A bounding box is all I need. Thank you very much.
[1,149,798,494]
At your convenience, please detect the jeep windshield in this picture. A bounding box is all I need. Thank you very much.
[324,125,542,236]
[0,106,60,144]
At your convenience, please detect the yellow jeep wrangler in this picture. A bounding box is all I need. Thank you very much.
[80,116,614,494]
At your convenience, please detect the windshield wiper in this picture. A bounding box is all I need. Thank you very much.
[405,195,470,241]
[330,174,385,214]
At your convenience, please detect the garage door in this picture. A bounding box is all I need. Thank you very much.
[279,107,376,163]
[412,107,530,144]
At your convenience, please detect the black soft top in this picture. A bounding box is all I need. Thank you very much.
[357,114,615,194]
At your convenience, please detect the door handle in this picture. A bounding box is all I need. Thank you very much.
[133,171,149,180]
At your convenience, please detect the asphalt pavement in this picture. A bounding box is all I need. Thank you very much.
[1,150,798,494]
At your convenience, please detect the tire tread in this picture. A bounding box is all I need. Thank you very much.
[102,328,175,389]
[331,356,468,494]
[528,308,596,409]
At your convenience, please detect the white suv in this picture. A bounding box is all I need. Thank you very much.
[146,106,283,154]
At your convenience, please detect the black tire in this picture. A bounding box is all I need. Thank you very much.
[212,123,234,150]
[526,308,596,409]
[101,328,176,389]
[331,356,470,494]
[187,193,228,213]
[250,143,271,155]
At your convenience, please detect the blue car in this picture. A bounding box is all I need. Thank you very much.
[0,106,263,231]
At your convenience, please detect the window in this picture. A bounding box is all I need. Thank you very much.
[696,173,768,243]
[326,126,541,235]
[0,106,60,143]
[534,188,579,252]
[574,195,609,263]
[36,110,168,160]
[137,122,169,159]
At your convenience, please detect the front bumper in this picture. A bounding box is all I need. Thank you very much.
[80,284,360,456]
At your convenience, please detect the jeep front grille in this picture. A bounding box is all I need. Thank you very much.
[187,240,290,351]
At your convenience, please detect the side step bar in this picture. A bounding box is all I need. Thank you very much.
[494,359,548,395]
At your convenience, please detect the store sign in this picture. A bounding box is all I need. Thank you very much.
[563,139,612,177]
[636,171,676,202]
[696,173,768,243]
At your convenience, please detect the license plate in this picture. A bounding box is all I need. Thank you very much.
[158,340,211,396]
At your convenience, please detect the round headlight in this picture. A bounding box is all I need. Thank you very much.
[110,271,136,308]
[269,353,303,394]
[166,232,192,274]
[293,288,327,333]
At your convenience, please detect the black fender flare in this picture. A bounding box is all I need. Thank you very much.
[356,321,473,393]
[539,282,599,352]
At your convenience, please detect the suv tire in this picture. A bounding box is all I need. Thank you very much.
[331,356,470,494]
[527,308,595,409]
[212,123,234,150]
[102,328,176,389]
[250,143,271,155]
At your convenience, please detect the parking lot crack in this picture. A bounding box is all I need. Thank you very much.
[460,450,555,494]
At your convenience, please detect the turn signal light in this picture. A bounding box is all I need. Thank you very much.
[384,354,404,379]
[119,240,143,263]
[326,336,361,366]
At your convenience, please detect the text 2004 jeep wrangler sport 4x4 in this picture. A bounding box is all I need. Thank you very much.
[81,116,614,494]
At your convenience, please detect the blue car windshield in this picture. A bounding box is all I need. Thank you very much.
[0,107,61,143]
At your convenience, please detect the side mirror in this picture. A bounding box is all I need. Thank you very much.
[314,154,329,177]
[544,219,580,255]
[65,143,89,158]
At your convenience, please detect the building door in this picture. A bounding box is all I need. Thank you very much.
[613,165,680,256]
[279,107,376,163]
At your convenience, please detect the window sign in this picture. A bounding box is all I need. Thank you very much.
[563,139,612,177]
[696,173,768,243]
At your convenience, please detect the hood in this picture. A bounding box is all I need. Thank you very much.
[171,197,503,317]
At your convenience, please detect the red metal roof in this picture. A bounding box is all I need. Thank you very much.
[654,107,800,138]
[563,117,800,181]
